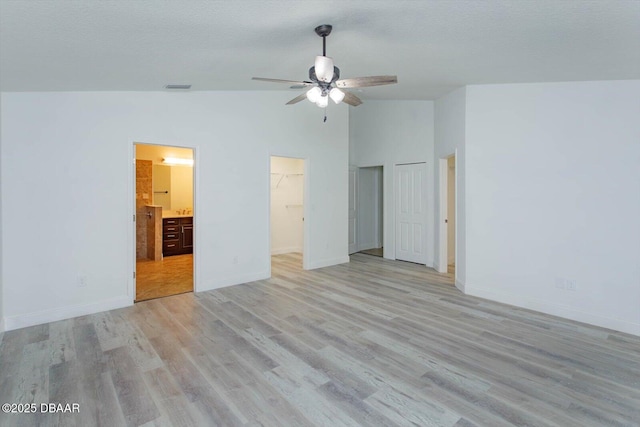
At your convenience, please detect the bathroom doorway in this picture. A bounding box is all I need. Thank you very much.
[134,143,195,301]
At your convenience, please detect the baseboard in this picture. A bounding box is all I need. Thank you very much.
[198,270,270,293]
[436,264,448,273]
[306,256,350,270]
[0,317,5,333]
[3,296,132,332]
[271,247,303,255]
[455,278,465,293]
[465,284,640,337]
[427,257,435,270]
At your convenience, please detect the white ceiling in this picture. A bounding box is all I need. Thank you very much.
[1,1,639,100]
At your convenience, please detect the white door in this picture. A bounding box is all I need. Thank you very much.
[395,163,427,264]
[348,166,358,254]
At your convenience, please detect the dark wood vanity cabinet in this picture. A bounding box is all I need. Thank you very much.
[163,217,193,256]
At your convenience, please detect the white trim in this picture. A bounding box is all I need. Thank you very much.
[192,149,200,292]
[0,318,5,333]
[453,149,459,281]
[271,247,303,255]
[197,270,270,292]
[302,158,310,270]
[455,278,466,293]
[306,256,350,270]
[129,142,136,300]
[466,284,640,337]
[355,165,384,257]
[3,296,132,332]
[437,158,448,273]
[348,165,358,255]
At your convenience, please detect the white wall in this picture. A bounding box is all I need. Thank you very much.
[434,87,467,286]
[0,91,349,330]
[170,165,193,213]
[270,156,304,255]
[350,100,435,265]
[464,80,640,336]
[0,99,3,334]
[357,166,383,251]
[152,164,171,210]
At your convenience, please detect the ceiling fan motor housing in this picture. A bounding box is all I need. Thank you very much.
[309,66,340,86]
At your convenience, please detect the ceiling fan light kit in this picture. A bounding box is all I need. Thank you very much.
[329,87,345,104]
[252,24,398,119]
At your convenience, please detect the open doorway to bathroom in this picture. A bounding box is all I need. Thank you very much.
[134,143,194,302]
[270,156,305,273]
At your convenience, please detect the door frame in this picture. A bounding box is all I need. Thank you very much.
[267,154,310,275]
[355,165,384,253]
[130,141,198,302]
[437,152,456,274]
[348,165,358,255]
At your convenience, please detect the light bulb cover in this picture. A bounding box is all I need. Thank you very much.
[306,86,322,102]
[329,88,345,104]
[315,56,334,83]
[316,94,329,108]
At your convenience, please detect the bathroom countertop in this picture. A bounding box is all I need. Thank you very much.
[162,211,193,218]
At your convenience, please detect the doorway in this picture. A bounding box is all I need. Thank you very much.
[270,156,305,272]
[395,162,428,264]
[438,154,456,278]
[134,143,195,301]
[357,166,384,257]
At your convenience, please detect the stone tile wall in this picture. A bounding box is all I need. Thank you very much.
[136,160,152,259]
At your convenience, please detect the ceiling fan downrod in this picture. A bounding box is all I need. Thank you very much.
[313,25,336,85]
[314,24,333,57]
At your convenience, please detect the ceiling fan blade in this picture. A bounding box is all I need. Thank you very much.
[335,75,397,88]
[342,90,363,107]
[252,77,313,87]
[286,93,308,105]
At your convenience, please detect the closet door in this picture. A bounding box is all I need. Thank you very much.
[395,163,427,264]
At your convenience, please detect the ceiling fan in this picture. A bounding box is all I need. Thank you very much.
[252,25,397,109]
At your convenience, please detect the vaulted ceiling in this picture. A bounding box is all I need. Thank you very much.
[1,1,639,99]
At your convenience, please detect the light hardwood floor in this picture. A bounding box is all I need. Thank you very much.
[135,254,193,302]
[1,253,639,426]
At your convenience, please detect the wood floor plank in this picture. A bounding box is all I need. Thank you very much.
[1,252,639,426]
[105,346,160,426]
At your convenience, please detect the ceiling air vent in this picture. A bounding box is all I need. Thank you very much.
[164,84,192,90]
